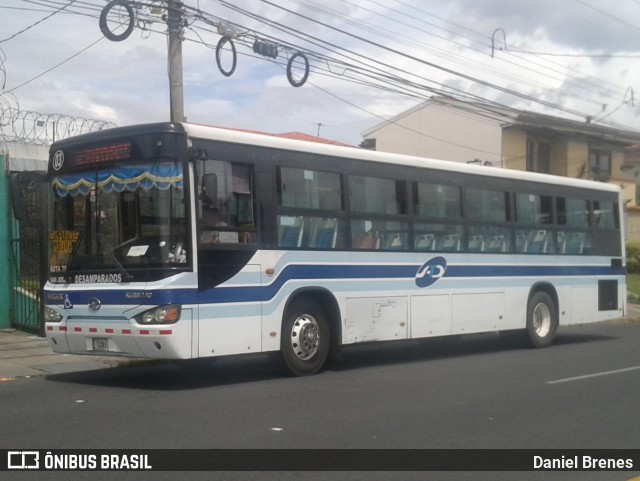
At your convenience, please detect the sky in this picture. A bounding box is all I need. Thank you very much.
[2,0,640,147]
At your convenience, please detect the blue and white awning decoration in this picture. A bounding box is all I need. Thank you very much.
[52,164,183,197]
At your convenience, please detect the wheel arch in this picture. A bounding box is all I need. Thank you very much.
[283,287,342,361]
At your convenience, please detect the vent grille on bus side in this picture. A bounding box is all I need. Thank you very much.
[598,279,618,311]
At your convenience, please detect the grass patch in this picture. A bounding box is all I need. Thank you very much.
[628,274,640,299]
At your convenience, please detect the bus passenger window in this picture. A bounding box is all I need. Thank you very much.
[557,198,589,227]
[516,229,557,254]
[414,182,461,219]
[516,193,553,224]
[593,201,617,229]
[469,227,512,253]
[414,223,463,252]
[350,176,406,215]
[466,188,509,222]
[278,168,342,211]
[559,231,590,255]
[351,220,408,250]
[199,160,256,245]
[309,218,341,249]
[277,216,344,249]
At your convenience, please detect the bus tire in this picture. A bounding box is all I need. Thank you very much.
[281,298,329,376]
[526,291,557,348]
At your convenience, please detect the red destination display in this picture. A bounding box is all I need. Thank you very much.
[74,143,131,165]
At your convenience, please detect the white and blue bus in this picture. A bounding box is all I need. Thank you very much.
[44,122,626,375]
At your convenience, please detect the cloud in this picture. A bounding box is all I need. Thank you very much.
[446,0,640,52]
[2,0,640,147]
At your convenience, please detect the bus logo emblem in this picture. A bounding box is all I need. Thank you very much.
[52,150,64,170]
[415,257,447,287]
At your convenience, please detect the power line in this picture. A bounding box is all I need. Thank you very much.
[4,36,105,94]
[0,0,76,43]
[5,0,640,147]
[255,0,598,119]
[573,0,640,32]
[357,0,637,115]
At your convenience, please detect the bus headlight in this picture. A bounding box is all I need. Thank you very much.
[44,306,63,322]
[135,304,181,325]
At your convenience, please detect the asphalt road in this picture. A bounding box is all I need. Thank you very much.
[2,319,640,481]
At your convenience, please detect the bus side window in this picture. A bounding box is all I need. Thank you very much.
[199,160,256,245]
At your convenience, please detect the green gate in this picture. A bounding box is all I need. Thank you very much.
[8,172,49,335]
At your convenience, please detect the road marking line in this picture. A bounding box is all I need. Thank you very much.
[547,365,640,384]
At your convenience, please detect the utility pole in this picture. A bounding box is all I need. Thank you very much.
[167,0,185,123]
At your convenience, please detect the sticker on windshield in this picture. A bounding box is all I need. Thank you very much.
[127,245,149,257]
[415,257,447,288]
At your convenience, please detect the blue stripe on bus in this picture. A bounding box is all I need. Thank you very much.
[202,263,623,304]
[45,288,198,307]
[46,262,623,307]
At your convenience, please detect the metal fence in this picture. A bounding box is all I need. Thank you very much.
[8,172,48,335]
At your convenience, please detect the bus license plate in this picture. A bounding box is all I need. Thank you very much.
[92,338,108,352]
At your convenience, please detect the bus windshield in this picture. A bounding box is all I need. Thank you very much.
[49,162,188,284]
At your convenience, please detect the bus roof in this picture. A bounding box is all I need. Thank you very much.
[183,123,621,194]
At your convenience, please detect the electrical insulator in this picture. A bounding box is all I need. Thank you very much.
[253,40,278,59]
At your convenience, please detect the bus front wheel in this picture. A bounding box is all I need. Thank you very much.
[281,298,329,376]
[526,291,558,348]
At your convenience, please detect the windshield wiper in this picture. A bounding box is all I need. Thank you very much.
[97,232,134,282]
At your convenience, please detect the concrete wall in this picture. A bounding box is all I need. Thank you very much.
[363,103,503,165]
[502,128,527,171]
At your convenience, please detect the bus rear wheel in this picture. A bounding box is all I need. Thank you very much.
[526,291,558,348]
[281,298,329,376]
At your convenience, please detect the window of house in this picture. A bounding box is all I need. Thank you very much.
[589,148,612,179]
[526,140,551,173]
[360,138,376,150]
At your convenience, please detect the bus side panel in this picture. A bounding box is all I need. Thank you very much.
[451,292,505,334]
[569,286,596,324]
[197,264,262,358]
[344,296,408,343]
[410,294,451,338]
[197,310,262,357]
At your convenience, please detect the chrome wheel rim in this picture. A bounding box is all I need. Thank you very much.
[533,302,551,338]
[290,314,320,361]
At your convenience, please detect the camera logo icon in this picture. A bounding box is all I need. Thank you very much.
[7,451,39,469]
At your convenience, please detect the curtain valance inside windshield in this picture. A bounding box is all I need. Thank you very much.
[53,164,183,197]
